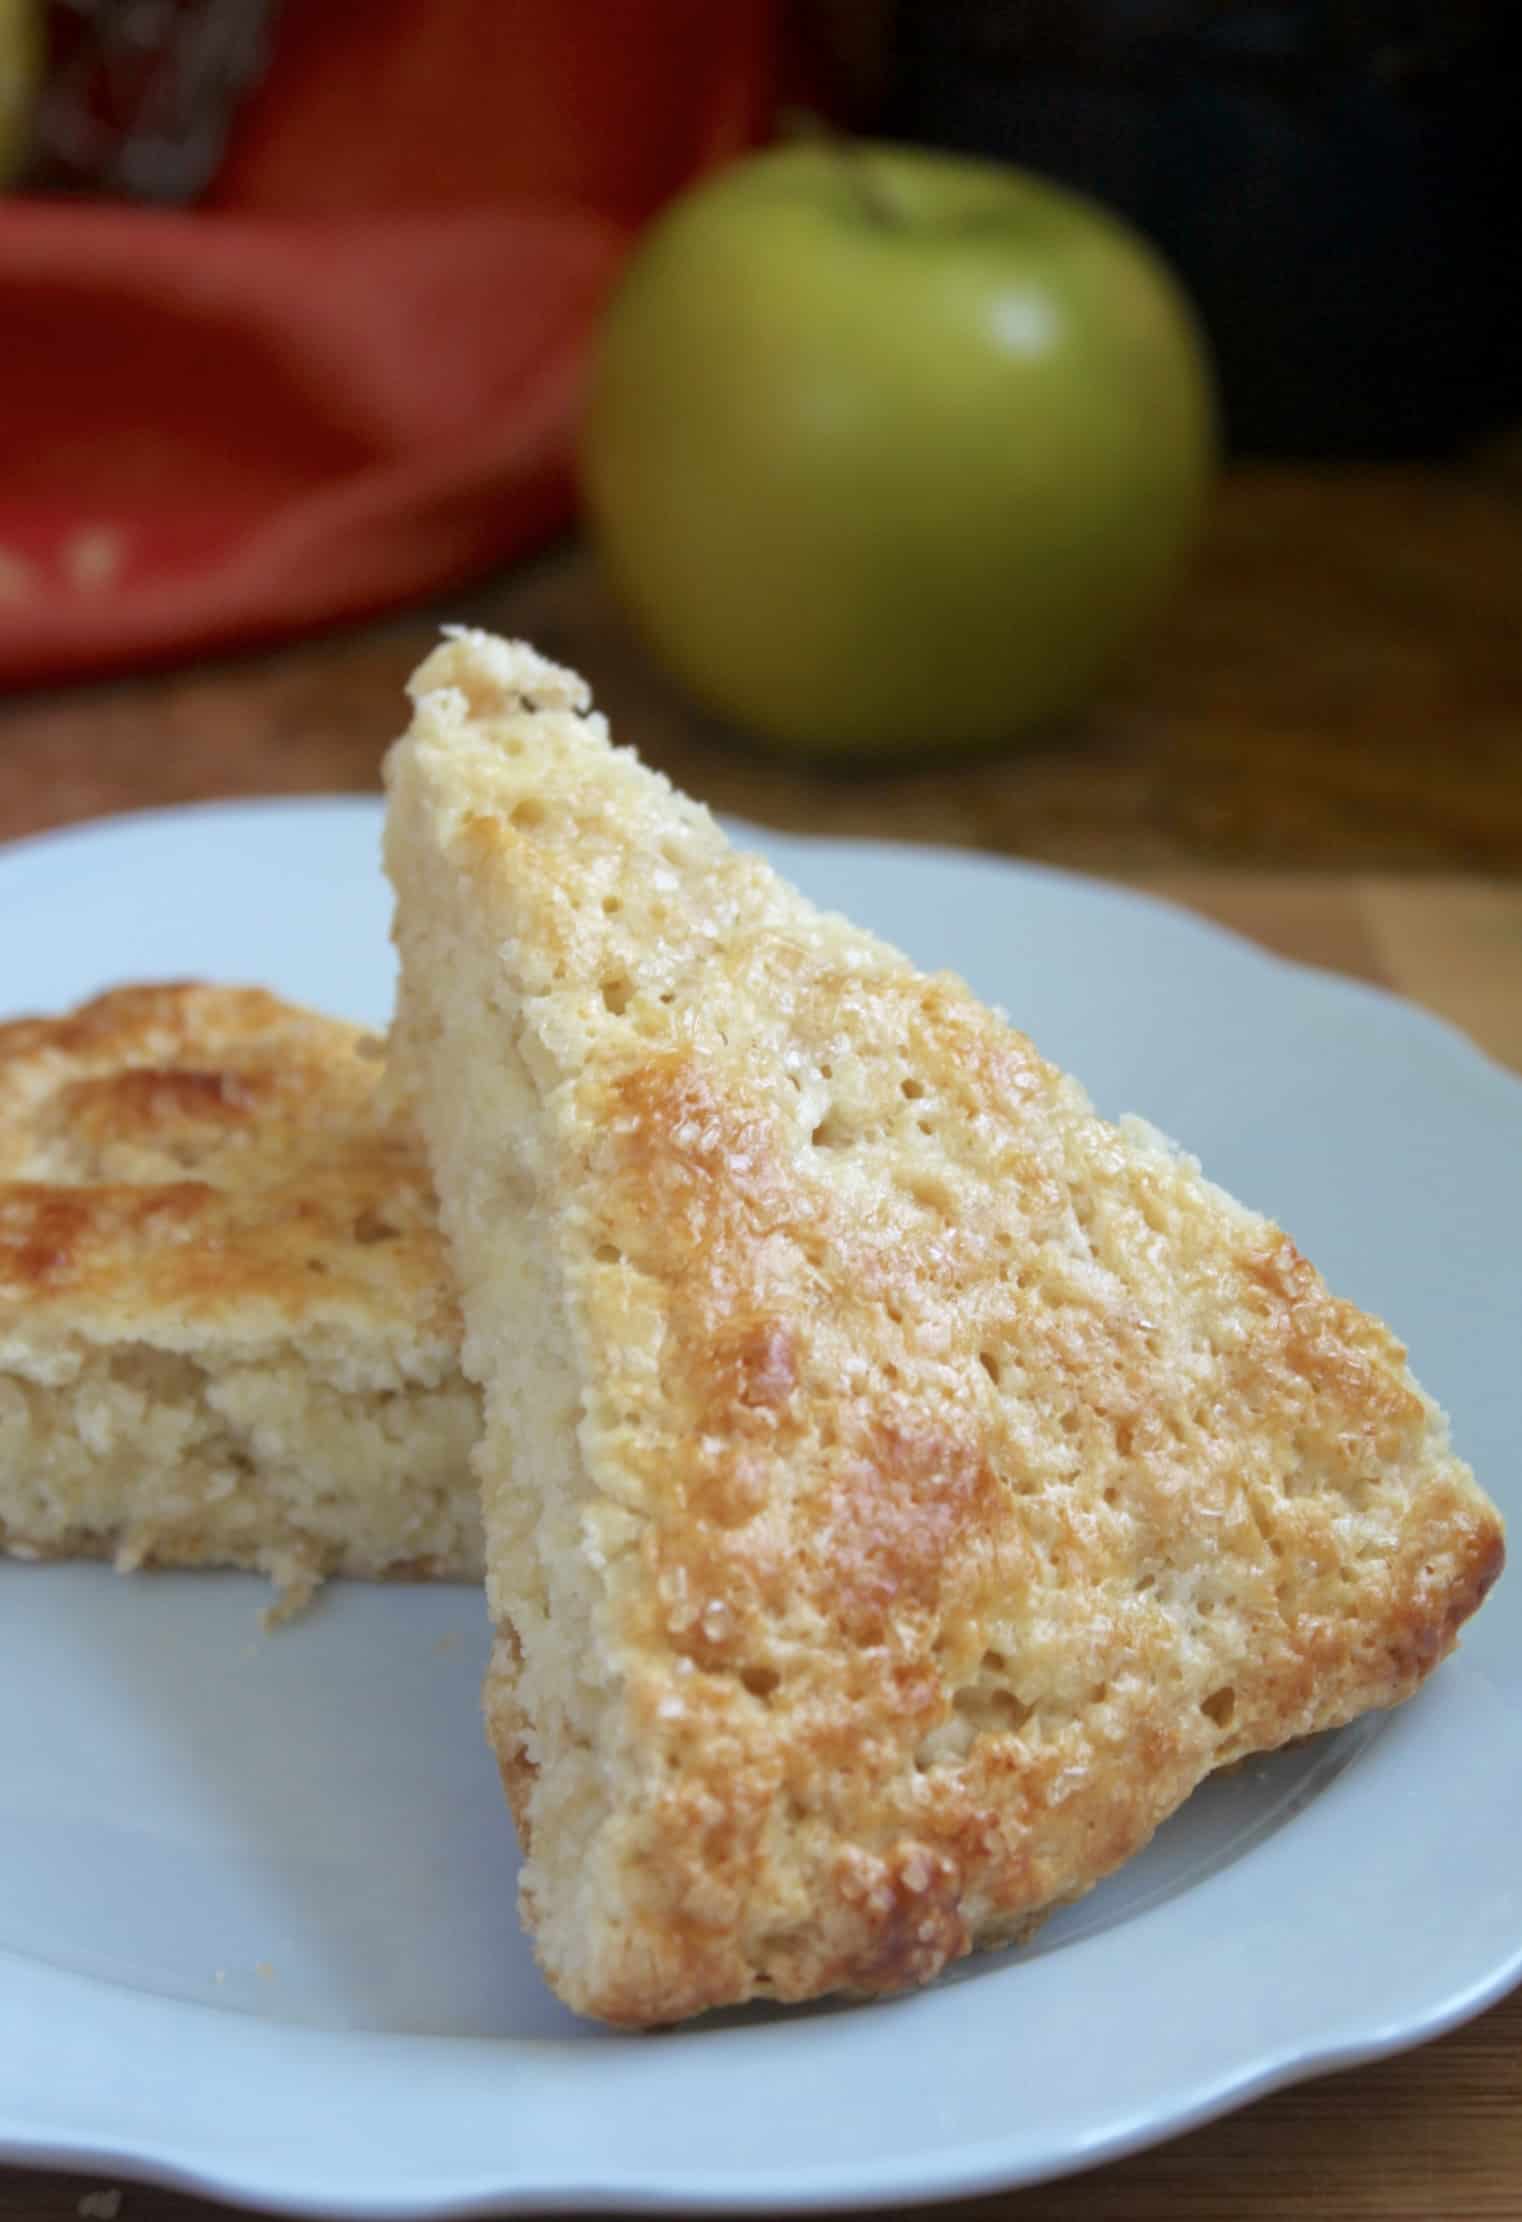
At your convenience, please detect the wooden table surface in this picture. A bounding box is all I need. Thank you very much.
[1,465,1520,2220]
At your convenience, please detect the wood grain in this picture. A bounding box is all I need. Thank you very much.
[1,467,1520,875]
[1,464,1519,2221]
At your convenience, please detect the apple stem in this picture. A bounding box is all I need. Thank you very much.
[839,149,904,229]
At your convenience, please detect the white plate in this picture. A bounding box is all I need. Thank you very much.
[1,798,1519,2216]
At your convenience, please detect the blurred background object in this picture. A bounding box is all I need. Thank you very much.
[0,0,1518,753]
[21,0,274,202]
[579,138,1218,761]
[0,0,777,689]
[0,0,42,183]
[878,1,1522,460]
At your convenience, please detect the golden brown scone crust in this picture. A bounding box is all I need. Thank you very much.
[386,632,1505,2027]
[0,982,480,1599]
[0,982,456,1349]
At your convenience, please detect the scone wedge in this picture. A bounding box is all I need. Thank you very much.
[385,630,1504,2027]
[0,982,481,1613]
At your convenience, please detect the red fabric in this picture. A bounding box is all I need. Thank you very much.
[0,0,778,686]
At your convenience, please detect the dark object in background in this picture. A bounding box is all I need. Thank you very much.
[24,0,276,202]
[883,2,1522,459]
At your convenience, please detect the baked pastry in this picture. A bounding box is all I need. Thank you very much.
[385,628,1504,2026]
[0,981,482,1614]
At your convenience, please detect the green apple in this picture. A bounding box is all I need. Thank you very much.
[0,0,42,185]
[579,141,1217,760]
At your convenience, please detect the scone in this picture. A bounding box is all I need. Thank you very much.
[0,981,482,1614]
[384,629,1504,2027]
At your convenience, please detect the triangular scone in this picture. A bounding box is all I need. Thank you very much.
[384,629,1504,2027]
[0,982,482,1614]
